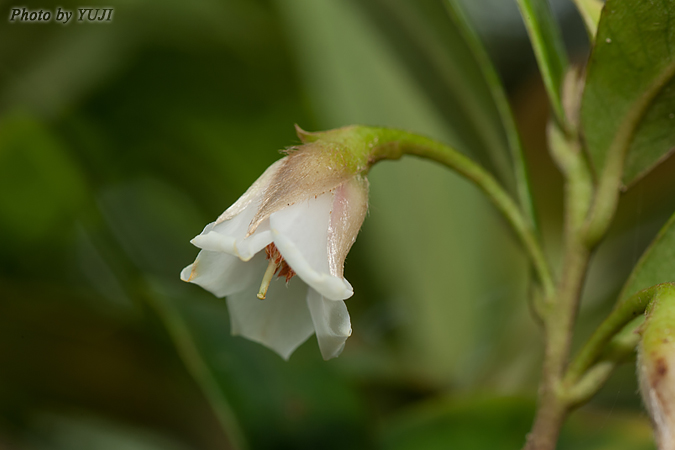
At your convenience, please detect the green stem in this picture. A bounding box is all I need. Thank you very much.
[523,122,594,450]
[547,123,593,247]
[564,317,642,407]
[524,396,567,450]
[521,55,675,449]
[524,30,675,450]
[361,127,554,298]
[144,290,249,450]
[525,238,589,450]
[564,284,675,388]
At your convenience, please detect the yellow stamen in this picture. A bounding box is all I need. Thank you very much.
[257,258,279,299]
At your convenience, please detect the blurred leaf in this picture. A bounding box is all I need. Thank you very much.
[145,286,247,450]
[619,211,675,301]
[0,24,132,118]
[514,0,568,126]
[0,0,275,117]
[559,409,655,450]
[352,0,536,226]
[150,281,371,450]
[97,178,205,277]
[73,226,137,314]
[0,113,87,246]
[366,159,527,382]
[60,24,307,213]
[0,285,217,448]
[381,397,533,450]
[444,0,537,226]
[381,396,654,450]
[349,0,513,192]
[21,413,193,450]
[581,0,675,185]
[274,0,455,137]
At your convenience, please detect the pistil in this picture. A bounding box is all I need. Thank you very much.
[257,258,279,300]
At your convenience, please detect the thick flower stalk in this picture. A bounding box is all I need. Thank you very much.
[182,127,369,360]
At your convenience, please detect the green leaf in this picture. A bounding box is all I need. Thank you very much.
[624,76,675,184]
[581,0,675,186]
[0,113,87,246]
[619,212,675,302]
[515,0,569,128]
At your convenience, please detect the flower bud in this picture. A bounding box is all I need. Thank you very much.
[638,286,675,450]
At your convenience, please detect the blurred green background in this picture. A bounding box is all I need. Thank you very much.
[1,0,674,448]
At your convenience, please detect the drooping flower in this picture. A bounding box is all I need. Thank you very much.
[181,127,369,360]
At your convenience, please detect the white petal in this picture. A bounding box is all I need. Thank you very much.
[306,288,352,360]
[249,148,351,232]
[191,201,273,261]
[227,255,314,360]
[327,177,368,278]
[180,250,258,298]
[216,159,284,223]
[235,221,273,261]
[270,192,353,301]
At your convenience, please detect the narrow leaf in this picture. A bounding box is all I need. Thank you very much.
[445,0,537,229]
[571,0,603,41]
[515,0,569,128]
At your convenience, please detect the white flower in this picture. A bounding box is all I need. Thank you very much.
[181,141,368,360]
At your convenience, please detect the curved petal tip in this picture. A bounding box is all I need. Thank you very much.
[272,228,353,301]
[307,289,352,360]
[180,264,194,282]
